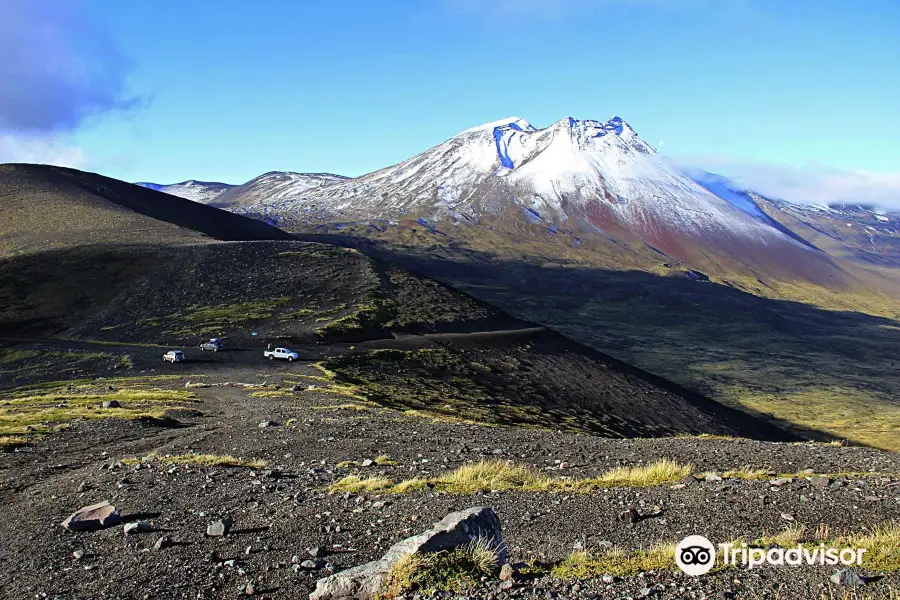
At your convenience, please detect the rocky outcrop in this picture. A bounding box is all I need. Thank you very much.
[309,506,505,600]
[61,501,121,531]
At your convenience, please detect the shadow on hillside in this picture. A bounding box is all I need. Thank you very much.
[296,233,900,449]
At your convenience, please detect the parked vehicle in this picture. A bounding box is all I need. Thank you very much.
[263,347,298,362]
[163,350,185,363]
[199,338,223,352]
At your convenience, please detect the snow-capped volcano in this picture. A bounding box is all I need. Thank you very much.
[135,179,234,204]
[224,116,825,277]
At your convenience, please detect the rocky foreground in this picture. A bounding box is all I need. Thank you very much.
[1,363,898,599]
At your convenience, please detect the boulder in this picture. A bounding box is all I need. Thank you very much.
[309,506,505,600]
[101,400,121,409]
[830,568,865,586]
[61,501,121,531]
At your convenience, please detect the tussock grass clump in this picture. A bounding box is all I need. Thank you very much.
[836,521,900,572]
[328,459,693,494]
[0,435,29,450]
[378,538,500,599]
[431,460,552,493]
[125,453,266,469]
[552,545,677,579]
[158,453,267,468]
[248,389,294,398]
[575,459,692,489]
[755,524,808,547]
[0,383,196,435]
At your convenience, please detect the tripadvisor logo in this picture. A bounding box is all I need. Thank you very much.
[675,535,868,576]
[675,535,716,576]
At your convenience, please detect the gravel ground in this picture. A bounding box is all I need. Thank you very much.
[1,361,898,600]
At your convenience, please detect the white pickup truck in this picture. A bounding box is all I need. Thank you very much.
[263,347,298,362]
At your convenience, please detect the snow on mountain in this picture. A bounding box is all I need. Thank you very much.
[227,116,809,258]
[213,171,348,210]
[135,180,234,204]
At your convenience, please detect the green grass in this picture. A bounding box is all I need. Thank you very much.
[315,301,383,336]
[248,389,295,398]
[0,381,196,436]
[551,521,900,580]
[280,304,346,322]
[328,459,692,494]
[377,538,500,599]
[552,545,677,579]
[0,435,29,450]
[139,453,267,469]
[155,298,290,335]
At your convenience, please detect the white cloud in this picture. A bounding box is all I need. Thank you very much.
[675,154,900,211]
[0,0,139,134]
[0,134,89,169]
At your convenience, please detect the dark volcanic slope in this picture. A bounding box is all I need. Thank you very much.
[2,236,799,442]
[0,163,291,256]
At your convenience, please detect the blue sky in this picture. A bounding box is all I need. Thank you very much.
[1,0,899,204]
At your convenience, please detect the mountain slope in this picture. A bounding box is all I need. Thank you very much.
[135,179,234,203]
[0,163,292,256]
[221,116,849,285]
[214,171,348,212]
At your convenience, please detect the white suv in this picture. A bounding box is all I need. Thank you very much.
[263,347,298,362]
[163,350,185,363]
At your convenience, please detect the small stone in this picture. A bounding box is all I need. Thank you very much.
[308,546,326,558]
[361,459,374,467]
[499,580,514,590]
[258,420,279,428]
[830,568,865,586]
[123,521,151,535]
[780,512,795,522]
[244,581,256,596]
[810,475,831,488]
[499,563,515,582]
[301,559,320,569]
[61,501,121,531]
[601,574,615,584]
[619,507,641,524]
[207,517,233,537]
[101,400,121,409]
[770,478,792,487]
[705,473,723,482]
[72,550,85,560]
[153,535,172,551]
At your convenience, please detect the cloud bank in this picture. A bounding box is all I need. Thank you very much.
[677,155,900,211]
[0,0,139,166]
[0,135,88,169]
